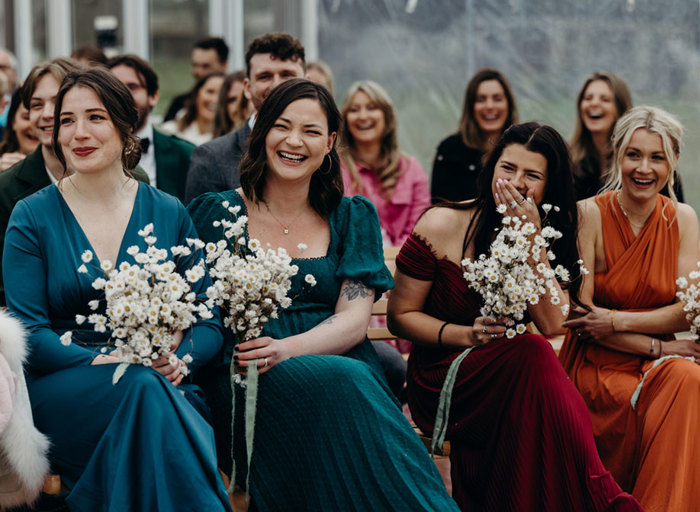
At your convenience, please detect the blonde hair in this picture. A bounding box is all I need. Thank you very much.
[340,80,402,197]
[602,105,682,204]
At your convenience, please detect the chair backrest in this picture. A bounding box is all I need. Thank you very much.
[367,246,401,341]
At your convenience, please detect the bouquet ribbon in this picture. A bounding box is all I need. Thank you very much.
[229,355,259,505]
[431,346,474,457]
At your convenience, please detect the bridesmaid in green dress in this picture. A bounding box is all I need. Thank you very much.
[3,68,231,510]
[188,78,458,511]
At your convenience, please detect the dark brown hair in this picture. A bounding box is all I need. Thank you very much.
[213,70,247,138]
[106,54,159,96]
[195,37,229,63]
[245,33,305,77]
[52,67,141,171]
[240,78,342,218]
[71,45,108,66]
[177,71,225,132]
[569,71,633,181]
[444,122,582,304]
[0,86,26,155]
[458,68,518,152]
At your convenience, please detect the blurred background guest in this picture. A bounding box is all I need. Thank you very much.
[0,72,7,141]
[212,70,252,138]
[570,71,684,201]
[0,48,18,130]
[306,60,334,94]
[570,71,632,200]
[108,54,195,202]
[163,37,228,123]
[160,71,225,146]
[0,86,40,171]
[430,68,518,204]
[70,45,108,67]
[340,80,429,247]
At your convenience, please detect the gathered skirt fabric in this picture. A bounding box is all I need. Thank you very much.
[407,334,642,512]
[28,364,231,512]
[203,350,459,512]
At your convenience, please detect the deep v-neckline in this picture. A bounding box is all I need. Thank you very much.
[55,181,142,264]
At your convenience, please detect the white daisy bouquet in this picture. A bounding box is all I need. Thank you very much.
[202,200,316,387]
[461,203,570,337]
[200,200,316,496]
[61,223,213,384]
[676,265,700,341]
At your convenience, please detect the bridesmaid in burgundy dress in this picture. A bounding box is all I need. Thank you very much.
[387,122,642,511]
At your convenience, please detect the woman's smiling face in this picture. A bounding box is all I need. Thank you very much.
[265,97,336,184]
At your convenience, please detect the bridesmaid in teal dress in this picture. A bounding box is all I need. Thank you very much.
[3,68,231,511]
[188,78,458,511]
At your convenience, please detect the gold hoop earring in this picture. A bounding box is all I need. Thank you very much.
[319,154,332,175]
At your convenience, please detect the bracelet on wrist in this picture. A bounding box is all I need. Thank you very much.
[437,321,449,349]
[650,338,659,359]
[611,309,617,332]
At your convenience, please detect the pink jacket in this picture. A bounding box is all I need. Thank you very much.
[341,154,430,247]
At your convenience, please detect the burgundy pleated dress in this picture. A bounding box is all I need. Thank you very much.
[398,233,643,512]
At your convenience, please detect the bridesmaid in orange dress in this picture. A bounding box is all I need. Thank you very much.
[562,105,700,512]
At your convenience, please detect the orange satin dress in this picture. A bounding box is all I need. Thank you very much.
[560,191,700,512]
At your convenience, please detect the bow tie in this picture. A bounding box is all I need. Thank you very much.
[139,137,150,153]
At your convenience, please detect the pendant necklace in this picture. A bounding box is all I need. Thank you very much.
[263,201,305,235]
[616,190,651,229]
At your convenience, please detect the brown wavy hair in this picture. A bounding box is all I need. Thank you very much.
[240,78,342,218]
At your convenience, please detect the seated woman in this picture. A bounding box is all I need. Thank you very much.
[387,122,643,511]
[570,71,683,201]
[431,68,517,204]
[3,67,230,511]
[339,80,430,247]
[213,71,253,138]
[0,86,40,171]
[188,78,459,511]
[160,71,225,145]
[561,106,700,512]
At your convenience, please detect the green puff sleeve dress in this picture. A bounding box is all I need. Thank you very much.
[188,190,458,511]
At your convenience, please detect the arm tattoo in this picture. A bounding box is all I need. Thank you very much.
[340,280,373,301]
[320,314,337,326]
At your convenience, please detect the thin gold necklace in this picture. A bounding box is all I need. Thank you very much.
[263,201,305,235]
[616,190,651,228]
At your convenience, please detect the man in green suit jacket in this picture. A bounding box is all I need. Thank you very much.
[108,54,194,203]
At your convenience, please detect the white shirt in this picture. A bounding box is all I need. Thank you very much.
[136,123,156,188]
[45,166,58,185]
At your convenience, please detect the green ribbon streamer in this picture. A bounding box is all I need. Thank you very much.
[431,347,473,457]
[630,354,688,410]
[228,354,259,507]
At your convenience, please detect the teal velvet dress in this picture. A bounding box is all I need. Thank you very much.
[189,190,458,511]
[3,183,231,511]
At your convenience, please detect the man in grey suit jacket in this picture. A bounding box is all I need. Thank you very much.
[184,33,306,204]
